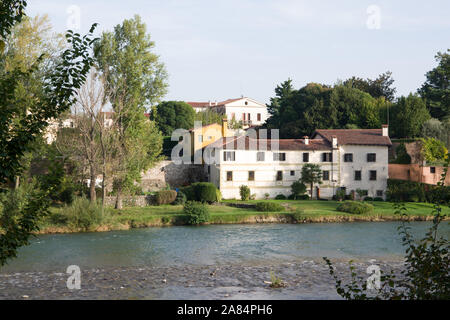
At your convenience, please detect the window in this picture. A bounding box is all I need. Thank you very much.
[223,151,235,161]
[247,113,251,120]
[276,171,283,181]
[248,171,255,181]
[369,170,377,181]
[344,153,353,162]
[376,190,383,197]
[257,152,265,161]
[360,190,369,196]
[303,153,309,162]
[354,170,362,181]
[257,113,261,121]
[290,170,295,176]
[322,152,333,162]
[198,135,203,143]
[242,113,246,121]
[273,153,286,161]
[323,170,330,181]
[226,171,233,181]
[430,167,436,173]
[367,153,376,162]
[245,101,248,105]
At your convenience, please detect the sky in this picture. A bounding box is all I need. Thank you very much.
[28,0,450,104]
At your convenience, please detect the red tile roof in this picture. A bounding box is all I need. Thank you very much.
[208,135,331,151]
[313,129,392,146]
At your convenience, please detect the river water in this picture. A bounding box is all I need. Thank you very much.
[0,222,448,299]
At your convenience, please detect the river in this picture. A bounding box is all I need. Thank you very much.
[0,222,448,299]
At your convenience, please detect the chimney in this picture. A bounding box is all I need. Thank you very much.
[303,136,309,145]
[215,100,217,106]
[208,100,212,106]
[222,118,228,137]
[382,124,388,137]
[332,135,338,148]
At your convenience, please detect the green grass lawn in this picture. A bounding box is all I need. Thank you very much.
[40,199,449,234]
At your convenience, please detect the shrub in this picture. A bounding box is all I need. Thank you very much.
[275,194,287,200]
[337,201,374,215]
[255,202,284,212]
[290,181,307,199]
[189,182,220,203]
[183,201,210,225]
[173,191,187,205]
[297,194,310,200]
[64,197,103,231]
[215,189,222,203]
[155,190,177,205]
[335,188,346,201]
[364,197,373,201]
[180,185,195,201]
[264,193,270,200]
[373,197,384,201]
[239,185,251,201]
[290,208,305,222]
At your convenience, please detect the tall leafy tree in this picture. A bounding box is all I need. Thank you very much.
[152,101,195,135]
[0,0,98,266]
[344,71,396,102]
[418,49,450,120]
[300,164,323,199]
[391,94,431,138]
[94,15,167,209]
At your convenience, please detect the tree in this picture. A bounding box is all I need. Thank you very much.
[194,109,224,126]
[393,143,411,164]
[152,101,195,135]
[94,15,166,209]
[300,164,322,199]
[420,137,448,163]
[0,0,98,266]
[422,118,450,148]
[344,71,396,102]
[418,49,450,120]
[291,180,307,199]
[391,94,430,138]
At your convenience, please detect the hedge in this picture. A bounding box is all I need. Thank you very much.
[337,201,374,215]
[387,179,450,204]
[183,201,210,225]
[255,202,285,212]
[155,190,177,205]
[181,182,221,203]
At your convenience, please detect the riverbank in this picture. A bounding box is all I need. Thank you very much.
[37,200,449,234]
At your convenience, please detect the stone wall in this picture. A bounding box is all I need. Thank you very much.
[104,195,152,207]
[139,160,207,192]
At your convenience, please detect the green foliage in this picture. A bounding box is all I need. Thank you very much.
[364,197,373,201]
[264,193,270,200]
[183,201,210,225]
[290,181,307,199]
[290,208,305,222]
[63,197,103,231]
[275,194,287,200]
[373,197,384,201]
[195,109,224,126]
[418,49,450,120]
[337,201,374,215]
[391,94,430,138]
[300,163,322,198]
[173,191,186,205]
[155,190,177,205]
[422,118,449,148]
[335,188,346,201]
[420,137,448,163]
[255,202,285,212]
[239,185,251,201]
[393,143,411,164]
[152,101,195,135]
[184,182,221,204]
[387,179,450,204]
[343,71,396,102]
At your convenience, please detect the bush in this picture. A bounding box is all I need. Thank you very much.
[155,190,177,205]
[337,201,374,215]
[183,201,210,225]
[173,191,187,205]
[275,194,287,200]
[373,197,384,201]
[255,202,285,212]
[290,208,305,222]
[264,193,270,200]
[180,185,195,201]
[239,185,251,201]
[183,182,221,203]
[290,181,307,199]
[297,194,310,200]
[335,188,346,201]
[364,197,373,201]
[215,189,222,203]
[64,197,103,231]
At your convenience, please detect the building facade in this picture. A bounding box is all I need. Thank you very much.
[187,97,269,127]
[207,126,392,200]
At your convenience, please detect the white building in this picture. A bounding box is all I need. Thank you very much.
[207,125,391,200]
[187,97,269,127]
